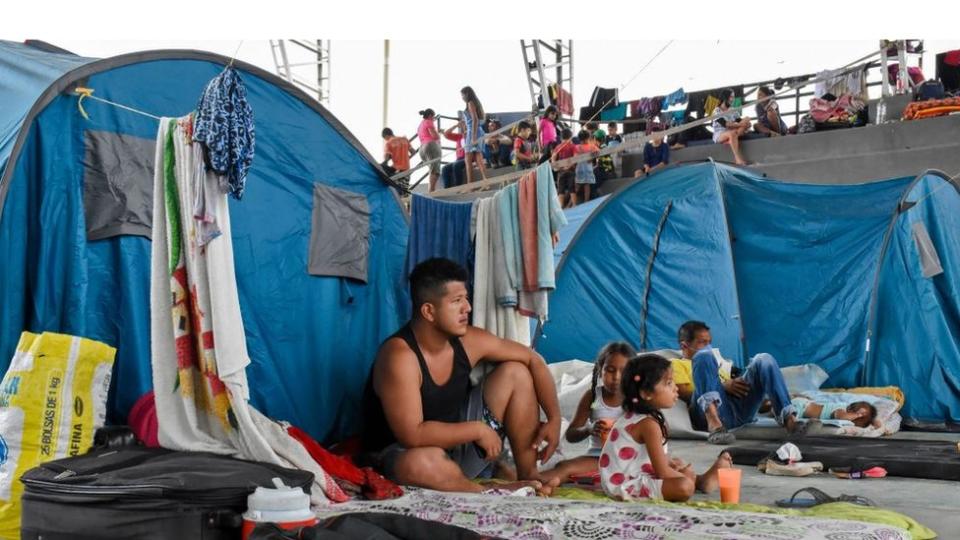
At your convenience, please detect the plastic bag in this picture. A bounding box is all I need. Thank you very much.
[0,332,116,538]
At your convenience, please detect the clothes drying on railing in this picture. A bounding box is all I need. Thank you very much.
[661,87,687,108]
[406,195,476,283]
[548,83,574,116]
[815,66,868,100]
[475,161,567,327]
[628,97,664,119]
[412,163,566,343]
[887,65,925,88]
[808,94,867,123]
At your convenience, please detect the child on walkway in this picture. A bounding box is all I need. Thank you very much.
[460,86,488,184]
[600,354,733,502]
[512,121,537,170]
[574,130,599,204]
[538,105,560,164]
[541,343,635,485]
[551,128,577,207]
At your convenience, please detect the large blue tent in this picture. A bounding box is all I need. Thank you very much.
[0,40,410,441]
[538,161,960,423]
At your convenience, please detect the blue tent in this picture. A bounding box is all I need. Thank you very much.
[0,41,410,441]
[537,161,960,423]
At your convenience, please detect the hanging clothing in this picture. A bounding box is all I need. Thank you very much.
[661,88,686,108]
[548,84,574,115]
[703,95,721,119]
[815,66,868,99]
[498,183,523,297]
[490,190,515,308]
[472,197,530,344]
[150,116,343,504]
[518,171,540,292]
[534,161,567,289]
[406,195,476,284]
[193,66,255,200]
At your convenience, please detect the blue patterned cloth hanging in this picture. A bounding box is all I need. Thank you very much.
[193,66,255,200]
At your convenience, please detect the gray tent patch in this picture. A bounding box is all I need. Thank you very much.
[82,130,155,241]
[308,183,370,283]
[911,221,944,278]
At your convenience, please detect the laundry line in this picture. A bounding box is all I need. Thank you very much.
[70,41,246,123]
[74,87,164,121]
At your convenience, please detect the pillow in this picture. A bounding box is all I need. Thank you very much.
[547,360,595,421]
[780,363,830,394]
[661,400,707,440]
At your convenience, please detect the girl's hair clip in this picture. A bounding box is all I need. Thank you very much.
[632,397,640,403]
[633,375,641,382]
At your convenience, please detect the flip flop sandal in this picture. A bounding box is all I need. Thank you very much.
[828,466,888,479]
[707,428,736,445]
[775,487,876,508]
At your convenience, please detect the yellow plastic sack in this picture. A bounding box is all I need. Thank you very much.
[0,332,116,539]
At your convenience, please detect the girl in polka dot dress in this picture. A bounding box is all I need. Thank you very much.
[599,354,733,502]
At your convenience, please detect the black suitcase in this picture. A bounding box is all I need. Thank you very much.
[20,447,314,540]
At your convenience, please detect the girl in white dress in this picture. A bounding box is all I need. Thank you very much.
[541,342,634,484]
[600,354,733,501]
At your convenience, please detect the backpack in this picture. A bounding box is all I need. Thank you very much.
[915,80,946,102]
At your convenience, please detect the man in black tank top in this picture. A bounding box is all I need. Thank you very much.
[362,258,562,493]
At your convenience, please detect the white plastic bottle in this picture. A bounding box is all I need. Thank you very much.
[241,477,318,539]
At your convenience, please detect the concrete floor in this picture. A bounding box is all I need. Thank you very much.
[672,432,960,538]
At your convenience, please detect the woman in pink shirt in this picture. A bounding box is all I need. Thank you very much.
[417,108,442,191]
[538,105,560,164]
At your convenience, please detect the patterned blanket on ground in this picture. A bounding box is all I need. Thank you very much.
[315,488,911,539]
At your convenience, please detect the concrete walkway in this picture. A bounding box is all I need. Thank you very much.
[672,432,960,538]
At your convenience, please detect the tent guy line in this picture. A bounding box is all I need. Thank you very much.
[74,87,163,121]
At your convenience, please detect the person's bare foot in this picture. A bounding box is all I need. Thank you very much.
[479,479,543,495]
[705,405,724,433]
[696,451,733,493]
[536,475,561,496]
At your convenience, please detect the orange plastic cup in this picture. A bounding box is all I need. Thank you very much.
[717,467,742,503]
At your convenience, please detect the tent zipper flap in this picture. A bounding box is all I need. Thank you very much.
[639,200,673,350]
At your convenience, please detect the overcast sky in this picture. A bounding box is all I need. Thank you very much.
[38,39,960,161]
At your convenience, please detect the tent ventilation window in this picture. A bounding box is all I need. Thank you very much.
[307,183,370,283]
[911,221,943,278]
[82,130,155,241]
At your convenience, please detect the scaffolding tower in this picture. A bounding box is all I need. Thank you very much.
[520,40,573,113]
[269,40,331,104]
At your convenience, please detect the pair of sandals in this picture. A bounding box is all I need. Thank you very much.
[776,486,876,508]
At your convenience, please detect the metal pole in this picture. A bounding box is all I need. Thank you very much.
[278,41,293,83]
[316,39,324,102]
[879,40,891,97]
[382,40,390,128]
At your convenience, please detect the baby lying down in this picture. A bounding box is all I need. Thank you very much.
[790,396,879,428]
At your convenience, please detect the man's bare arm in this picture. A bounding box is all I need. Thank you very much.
[462,327,561,424]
